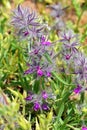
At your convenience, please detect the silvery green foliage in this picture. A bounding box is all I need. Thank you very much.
[11,5,45,39]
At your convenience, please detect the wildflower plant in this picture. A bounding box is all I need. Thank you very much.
[7,2,87,130]
[11,4,56,116]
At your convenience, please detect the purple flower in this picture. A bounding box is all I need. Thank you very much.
[25,95,33,101]
[52,18,65,31]
[46,72,51,77]
[65,54,71,60]
[60,30,79,53]
[42,91,48,99]
[41,41,51,46]
[48,3,65,18]
[73,85,82,94]
[40,36,46,42]
[28,26,45,39]
[82,126,87,130]
[33,102,40,111]
[11,4,44,39]
[24,68,34,75]
[59,29,80,73]
[25,92,33,101]
[62,51,73,63]
[11,5,30,29]
[74,52,87,82]
[40,36,51,46]
[59,29,78,41]
[37,66,43,76]
[23,31,29,36]
[42,103,49,110]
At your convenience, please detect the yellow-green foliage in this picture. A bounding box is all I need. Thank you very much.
[36,110,53,130]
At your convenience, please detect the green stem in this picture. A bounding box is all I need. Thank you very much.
[66,124,80,130]
[76,10,84,30]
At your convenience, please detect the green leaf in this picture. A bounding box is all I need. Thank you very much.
[44,52,52,63]
[52,72,74,86]
[36,118,40,130]
[57,102,64,120]
[33,79,40,93]
[72,0,82,17]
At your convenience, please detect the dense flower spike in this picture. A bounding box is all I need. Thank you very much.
[60,29,79,53]
[58,29,81,75]
[11,5,55,78]
[24,35,55,78]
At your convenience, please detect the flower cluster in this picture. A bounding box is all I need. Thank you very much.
[25,90,55,111]
[49,4,87,95]
[48,3,67,31]
[59,29,79,62]
[24,35,55,78]
[59,29,87,94]
[11,4,45,40]
[48,3,87,96]
[11,5,56,78]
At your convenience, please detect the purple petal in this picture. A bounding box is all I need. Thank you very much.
[42,91,48,99]
[33,102,40,111]
[37,67,43,76]
[24,68,33,75]
[82,126,87,130]
[46,72,51,77]
[25,95,33,101]
[65,54,71,60]
[41,41,51,46]
[42,103,49,110]
[73,85,82,94]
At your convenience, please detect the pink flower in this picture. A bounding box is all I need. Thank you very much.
[73,85,82,94]
[42,91,48,99]
[33,102,40,111]
[41,41,51,46]
[37,66,43,76]
[65,54,71,60]
[46,72,51,77]
[82,126,87,130]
